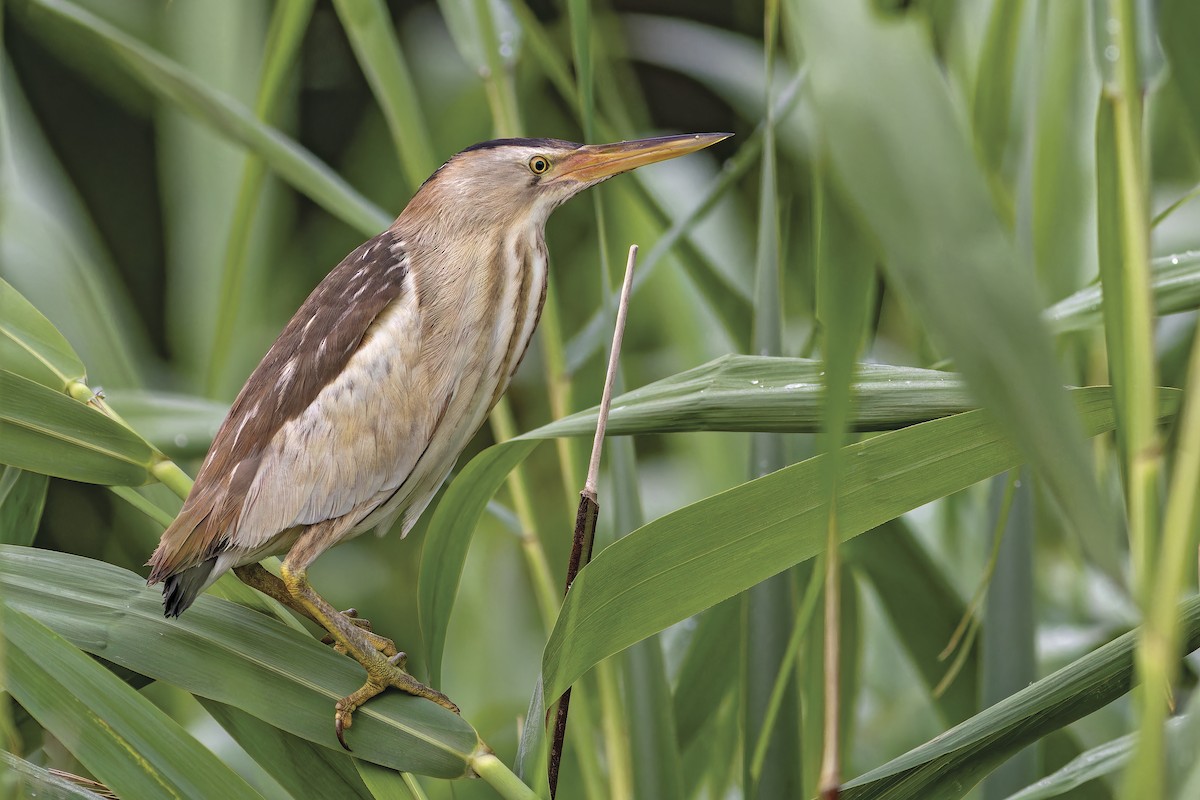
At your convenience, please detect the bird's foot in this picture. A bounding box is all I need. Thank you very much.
[321,609,397,656]
[335,653,461,749]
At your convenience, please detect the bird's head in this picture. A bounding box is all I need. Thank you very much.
[400,133,731,233]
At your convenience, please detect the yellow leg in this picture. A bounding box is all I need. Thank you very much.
[233,563,394,654]
[277,559,460,749]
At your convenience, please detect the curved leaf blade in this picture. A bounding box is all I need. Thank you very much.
[419,356,976,687]
[0,370,155,486]
[1045,251,1200,334]
[541,387,1177,702]
[1,607,265,799]
[0,546,481,779]
[0,277,85,391]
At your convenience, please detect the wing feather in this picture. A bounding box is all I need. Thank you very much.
[148,228,415,581]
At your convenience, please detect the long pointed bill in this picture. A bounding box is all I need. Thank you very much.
[556,132,732,184]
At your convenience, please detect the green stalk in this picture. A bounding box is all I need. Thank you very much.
[488,399,559,628]
[1133,322,1200,796]
[472,752,539,799]
[466,13,605,793]
[1097,0,1165,795]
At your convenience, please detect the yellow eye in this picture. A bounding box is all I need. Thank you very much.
[529,156,551,174]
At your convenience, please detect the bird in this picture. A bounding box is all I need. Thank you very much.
[147,132,730,747]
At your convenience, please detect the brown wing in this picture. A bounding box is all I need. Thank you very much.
[148,228,411,582]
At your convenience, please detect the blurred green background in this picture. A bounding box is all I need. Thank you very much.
[4,0,1200,798]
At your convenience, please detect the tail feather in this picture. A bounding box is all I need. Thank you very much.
[162,558,217,617]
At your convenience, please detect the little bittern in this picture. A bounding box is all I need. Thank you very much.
[148,133,728,746]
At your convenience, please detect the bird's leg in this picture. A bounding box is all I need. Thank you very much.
[232,563,393,655]
[278,557,459,749]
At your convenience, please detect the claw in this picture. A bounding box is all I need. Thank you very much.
[332,660,460,748]
[335,700,354,751]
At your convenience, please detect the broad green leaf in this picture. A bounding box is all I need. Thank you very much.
[104,388,227,459]
[839,598,1200,800]
[0,546,482,778]
[201,700,375,800]
[19,0,391,237]
[420,356,977,686]
[1,606,265,799]
[0,277,85,391]
[0,370,155,486]
[1,749,110,800]
[541,387,1177,703]
[1045,251,1200,334]
[791,0,1118,577]
[0,466,48,545]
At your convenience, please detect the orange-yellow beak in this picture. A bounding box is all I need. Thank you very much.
[556,133,731,184]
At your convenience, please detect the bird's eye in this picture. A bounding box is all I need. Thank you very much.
[529,156,551,175]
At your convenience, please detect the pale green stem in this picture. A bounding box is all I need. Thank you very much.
[1105,0,1165,794]
[150,459,197,500]
[472,752,539,799]
[488,400,559,627]
[109,486,176,528]
[540,282,583,505]
[1132,325,1200,795]
[402,772,430,800]
[595,661,633,799]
